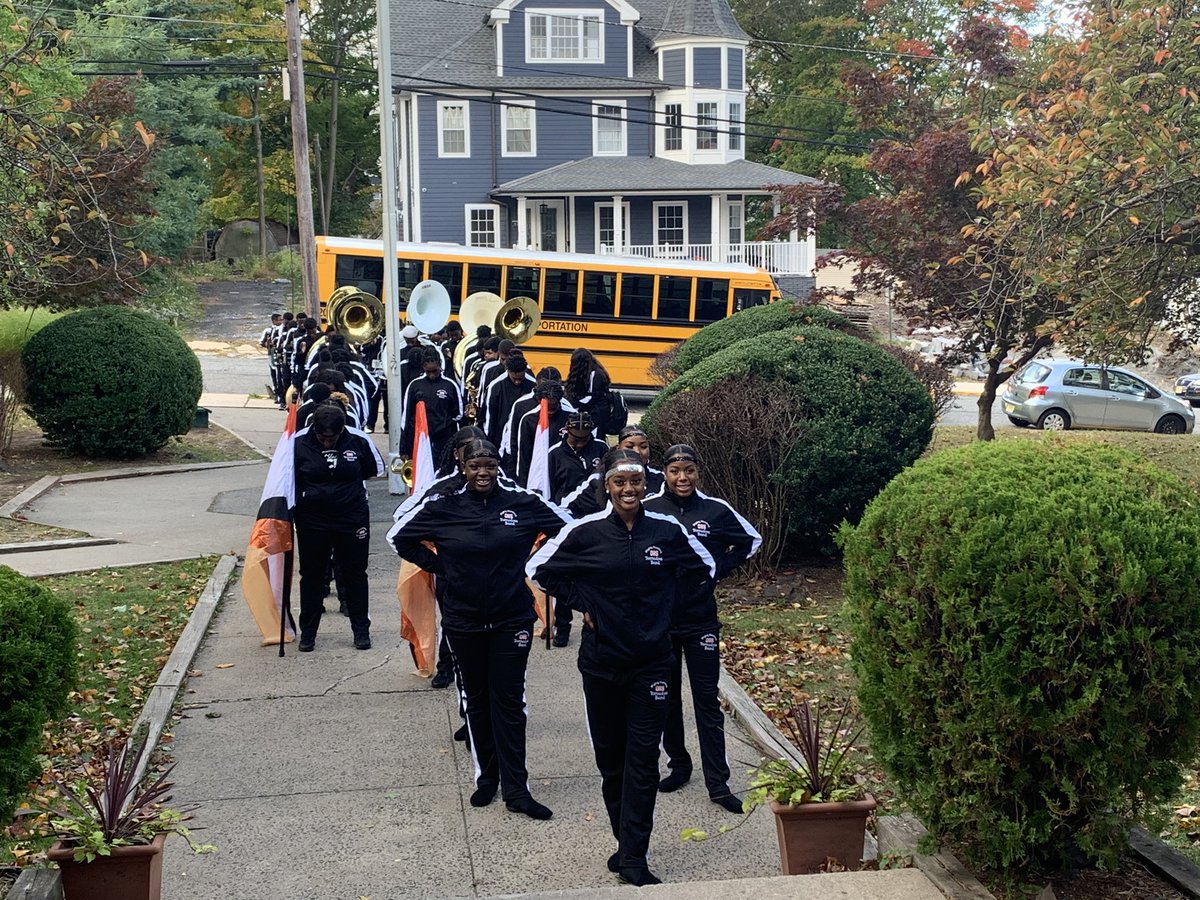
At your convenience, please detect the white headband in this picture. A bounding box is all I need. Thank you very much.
[605,463,645,480]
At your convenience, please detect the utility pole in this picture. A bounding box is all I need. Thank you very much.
[252,84,267,258]
[284,0,319,320]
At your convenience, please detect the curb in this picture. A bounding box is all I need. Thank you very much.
[0,537,119,555]
[209,419,271,460]
[129,554,240,789]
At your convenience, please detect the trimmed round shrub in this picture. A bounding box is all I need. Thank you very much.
[643,326,934,559]
[670,301,855,377]
[0,565,78,822]
[840,441,1200,875]
[23,306,202,457]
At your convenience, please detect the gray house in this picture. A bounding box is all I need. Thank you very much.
[390,0,819,283]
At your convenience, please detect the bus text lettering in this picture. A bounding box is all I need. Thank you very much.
[541,320,589,333]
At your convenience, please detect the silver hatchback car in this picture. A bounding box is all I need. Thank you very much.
[1002,360,1195,434]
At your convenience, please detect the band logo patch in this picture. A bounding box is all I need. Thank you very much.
[343,450,358,463]
[700,633,719,652]
[355,526,369,540]
[514,629,531,648]
[322,450,339,469]
[650,680,669,701]
[500,510,519,527]
[645,545,663,566]
[436,388,449,399]
[692,519,711,538]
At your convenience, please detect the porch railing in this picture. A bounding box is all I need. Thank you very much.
[599,241,813,276]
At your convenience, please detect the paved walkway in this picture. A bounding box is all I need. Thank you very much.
[9,369,946,899]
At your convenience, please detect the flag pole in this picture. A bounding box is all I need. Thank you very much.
[279,540,293,657]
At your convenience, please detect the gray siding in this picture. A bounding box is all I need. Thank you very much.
[661,48,685,85]
[505,2,628,79]
[727,47,743,90]
[693,48,721,88]
[575,197,597,251]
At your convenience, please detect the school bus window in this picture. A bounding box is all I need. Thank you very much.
[467,263,501,297]
[544,269,578,314]
[506,266,540,300]
[695,278,730,323]
[733,287,771,312]
[335,255,383,296]
[398,260,423,291]
[620,274,653,318]
[657,276,692,321]
[429,262,464,311]
[581,272,616,317]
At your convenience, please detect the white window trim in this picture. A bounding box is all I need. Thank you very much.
[501,100,537,158]
[695,100,719,152]
[592,99,627,157]
[660,102,683,154]
[465,203,501,247]
[436,99,471,158]
[727,100,743,152]
[727,201,744,244]
[594,200,631,249]
[525,8,605,64]
[652,201,688,247]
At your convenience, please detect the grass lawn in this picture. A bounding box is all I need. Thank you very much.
[0,558,218,865]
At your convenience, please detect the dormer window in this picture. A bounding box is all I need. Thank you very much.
[527,9,603,62]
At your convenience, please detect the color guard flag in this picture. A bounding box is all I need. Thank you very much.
[399,400,438,675]
[526,398,551,498]
[242,405,298,650]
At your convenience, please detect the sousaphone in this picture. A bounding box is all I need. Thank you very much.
[325,285,385,346]
[406,279,452,335]
[453,291,505,377]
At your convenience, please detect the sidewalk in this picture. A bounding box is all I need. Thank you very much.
[10,384,946,898]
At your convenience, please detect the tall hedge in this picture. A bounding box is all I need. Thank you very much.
[0,566,77,822]
[840,441,1200,875]
[670,301,854,376]
[23,306,202,457]
[643,326,934,558]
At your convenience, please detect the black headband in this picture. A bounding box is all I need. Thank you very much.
[664,444,698,465]
[463,441,500,462]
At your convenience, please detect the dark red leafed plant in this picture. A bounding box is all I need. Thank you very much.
[748,701,867,807]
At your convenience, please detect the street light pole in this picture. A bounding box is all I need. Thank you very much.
[284,0,319,321]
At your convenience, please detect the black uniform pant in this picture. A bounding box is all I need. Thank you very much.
[296,524,370,640]
[366,381,387,430]
[269,362,285,404]
[663,631,732,797]
[582,662,671,873]
[446,625,534,802]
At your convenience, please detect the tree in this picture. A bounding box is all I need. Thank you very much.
[0,3,157,308]
[975,0,1200,360]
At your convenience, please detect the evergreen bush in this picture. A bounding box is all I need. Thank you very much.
[23,306,202,457]
[670,301,854,377]
[840,440,1200,875]
[643,326,934,559]
[0,566,78,822]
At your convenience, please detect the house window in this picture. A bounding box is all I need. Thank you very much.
[728,202,744,244]
[527,10,602,62]
[696,102,718,150]
[465,205,499,248]
[654,202,687,247]
[662,103,682,152]
[593,102,626,155]
[595,202,629,249]
[437,101,470,157]
[502,102,536,156]
[728,102,743,151]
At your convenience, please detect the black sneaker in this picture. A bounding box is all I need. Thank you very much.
[338,600,349,617]
[552,625,571,647]
[354,635,371,650]
[430,669,454,689]
[298,638,315,652]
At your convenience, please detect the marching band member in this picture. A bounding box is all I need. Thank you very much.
[389,439,571,820]
[399,347,462,469]
[526,448,715,886]
[616,425,664,494]
[482,351,536,448]
[644,445,761,812]
[514,380,569,486]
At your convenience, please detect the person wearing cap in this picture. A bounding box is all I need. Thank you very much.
[644,445,762,813]
[388,439,571,822]
[617,425,664,494]
[293,403,385,652]
[514,379,570,487]
[399,346,463,469]
[548,411,606,505]
[501,366,563,471]
[527,447,715,887]
[482,350,536,448]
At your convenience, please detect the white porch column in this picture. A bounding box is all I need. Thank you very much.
[710,193,721,264]
[612,194,624,254]
[516,196,528,249]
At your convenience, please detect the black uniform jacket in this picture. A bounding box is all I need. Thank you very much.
[561,468,664,518]
[400,375,462,455]
[548,438,608,503]
[387,481,570,632]
[526,507,715,677]
[293,426,384,531]
[643,489,762,635]
[483,372,537,447]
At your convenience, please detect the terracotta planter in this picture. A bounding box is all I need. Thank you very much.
[46,832,167,900]
[770,794,877,875]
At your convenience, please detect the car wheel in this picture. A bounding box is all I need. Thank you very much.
[1007,416,1030,428]
[1037,409,1070,431]
[1155,415,1186,435]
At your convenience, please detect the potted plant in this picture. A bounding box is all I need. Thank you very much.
[744,700,876,875]
[43,733,215,900]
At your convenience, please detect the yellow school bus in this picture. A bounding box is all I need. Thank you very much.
[314,236,780,391]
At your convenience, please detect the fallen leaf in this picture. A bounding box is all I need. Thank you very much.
[215,663,235,669]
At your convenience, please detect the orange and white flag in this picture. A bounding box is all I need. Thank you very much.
[399,400,438,675]
[526,398,551,498]
[242,406,297,647]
